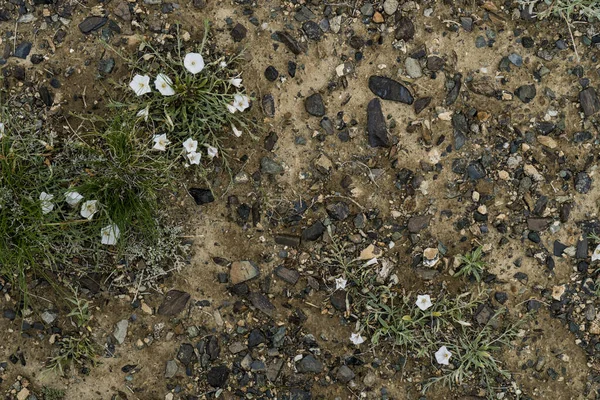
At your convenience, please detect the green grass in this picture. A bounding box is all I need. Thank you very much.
[41,387,66,400]
[454,246,486,282]
[519,0,600,20]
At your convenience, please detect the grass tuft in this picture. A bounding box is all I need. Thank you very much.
[455,246,487,282]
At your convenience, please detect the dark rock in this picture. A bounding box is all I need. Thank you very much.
[302,21,322,41]
[13,66,25,81]
[522,36,534,48]
[560,203,572,223]
[3,309,16,321]
[207,366,230,388]
[158,290,190,316]
[13,42,32,59]
[533,195,548,216]
[294,6,315,22]
[508,53,523,66]
[49,78,60,88]
[414,97,431,114]
[261,157,283,175]
[445,73,462,106]
[395,16,414,41]
[330,290,347,311]
[276,31,306,55]
[337,365,355,383]
[264,131,278,151]
[467,162,486,180]
[494,292,508,304]
[575,172,592,194]
[230,261,260,284]
[177,343,197,366]
[297,355,323,373]
[39,86,53,106]
[98,57,115,74]
[78,16,108,34]
[573,131,592,143]
[248,329,266,347]
[30,54,44,64]
[207,335,220,360]
[426,56,444,71]
[576,237,588,259]
[460,17,473,31]
[553,240,568,256]
[408,215,430,233]
[368,76,413,104]
[189,188,214,205]
[349,35,364,49]
[326,202,350,221]
[526,300,542,312]
[527,218,551,232]
[275,266,300,285]
[267,359,284,382]
[262,94,275,117]
[305,93,325,116]
[274,234,301,247]
[579,87,600,117]
[367,98,389,148]
[248,292,276,317]
[264,66,279,81]
[231,23,247,42]
[515,84,536,103]
[114,1,132,20]
[320,117,335,135]
[302,221,325,241]
[528,231,541,243]
[474,304,493,325]
[288,60,297,77]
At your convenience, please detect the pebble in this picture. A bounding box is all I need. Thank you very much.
[264,66,279,81]
[330,16,342,33]
[13,42,32,59]
[261,157,283,175]
[574,172,592,194]
[383,0,399,15]
[367,98,389,148]
[229,261,260,284]
[188,188,214,205]
[508,52,523,66]
[207,366,230,388]
[296,354,323,373]
[302,21,322,41]
[305,93,326,116]
[579,87,600,117]
[405,57,422,78]
[113,319,129,344]
[78,16,107,34]
[157,290,190,316]
[368,76,413,104]
[302,221,325,241]
[395,17,415,41]
[337,365,355,382]
[276,31,306,55]
[231,23,247,42]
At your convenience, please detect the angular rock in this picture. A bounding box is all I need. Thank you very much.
[230,261,260,285]
[267,359,284,382]
[275,266,300,285]
[367,98,389,148]
[262,94,275,117]
[527,218,551,232]
[515,84,536,103]
[302,21,322,41]
[177,343,197,365]
[580,88,600,117]
[414,97,431,114]
[248,292,276,317]
[337,365,355,383]
[248,328,266,347]
[276,31,306,55]
[445,73,462,106]
[302,221,325,241]
[395,16,414,41]
[467,162,486,180]
[165,360,178,378]
[188,188,214,205]
[158,290,190,316]
[405,57,422,78]
[207,365,230,388]
[14,42,32,59]
[368,76,413,104]
[274,234,301,247]
[575,172,592,194]
[408,215,430,233]
[231,23,247,42]
[326,202,350,221]
[78,16,107,34]
[113,319,129,344]
[305,93,325,116]
[297,354,323,373]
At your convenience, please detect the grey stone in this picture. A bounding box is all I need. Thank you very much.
[41,311,57,324]
[267,359,284,382]
[367,98,389,148]
[297,354,323,373]
[515,84,536,103]
[305,93,325,116]
[78,16,107,34]
[368,76,413,104]
[275,266,300,285]
[158,290,190,316]
[575,172,592,194]
[207,365,230,388]
[261,157,284,175]
[276,31,306,55]
[579,87,600,117]
[248,292,276,317]
[229,261,260,285]
[408,215,430,233]
[177,343,197,365]
[337,365,355,383]
[405,57,422,78]
[113,319,129,344]
[14,42,32,59]
[302,221,325,241]
[165,360,178,378]
[383,0,399,15]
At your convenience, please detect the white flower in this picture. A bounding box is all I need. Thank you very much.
[129,74,151,96]
[184,52,205,74]
[229,77,243,88]
[39,192,54,214]
[80,200,98,220]
[335,277,347,290]
[0,122,4,139]
[187,151,201,165]
[219,61,227,68]
[592,244,600,262]
[155,73,175,96]
[350,333,365,345]
[101,224,120,245]
[207,146,218,159]
[231,124,242,137]
[136,107,149,121]
[435,346,452,365]
[416,294,432,311]
[226,103,237,114]
[233,94,250,112]
[153,133,170,151]
[65,191,83,206]
[182,137,198,153]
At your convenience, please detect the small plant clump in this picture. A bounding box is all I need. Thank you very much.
[519,0,600,20]
[41,387,66,400]
[454,246,487,282]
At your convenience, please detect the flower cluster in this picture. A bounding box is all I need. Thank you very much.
[128,51,250,157]
[39,190,120,245]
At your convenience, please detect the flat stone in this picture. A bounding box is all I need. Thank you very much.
[575,172,592,194]
[274,234,301,247]
[275,266,300,285]
[113,319,129,344]
[515,84,536,103]
[188,188,214,205]
[305,93,325,116]
[41,311,58,324]
[302,221,325,241]
[302,21,322,41]
[267,359,284,382]
[297,354,323,373]
[262,94,275,117]
[367,98,389,148]
[474,304,493,325]
[579,87,600,117]
[207,365,230,388]
[177,343,197,365]
[446,73,462,106]
[78,16,107,34]
[248,292,276,317]
[405,57,422,78]
[330,290,347,311]
[261,157,284,175]
[395,16,414,41]
[13,42,32,59]
[408,215,430,233]
[230,261,260,285]
[467,162,486,180]
[276,31,306,55]
[368,76,413,104]
[114,1,131,20]
[527,218,551,232]
[158,290,190,316]
[426,56,444,71]
[337,365,355,382]
[383,0,399,15]
[165,360,178,378]
[231,23,247,42]
[326,202,350,221]
[414,97,431,114]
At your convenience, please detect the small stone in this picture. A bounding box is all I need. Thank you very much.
[177,343,197,365]
[230,261,260,284]
[551,285,565,301]
[207,366,230,388]
[326,202,350,221]
[16,388,29,400]
[41,311,57,324]
[372,12,384,23]
[98,57,115,74]
[360,3,374,16]
[158,290,190,316]
[367,98,389,148]
[302,21,322,41]
[264,66,279,81]
[248,292,276,317]
[579,87,600,117]
[78,16,107,34]
[508,53,523,66]
[231,23,247,42]
[248,328,266,347]
[337,365,355,383]
[383,0,399,15]
[408,215,430,233]
[188,188,214,205]
[574,172,592,194]
[13,42,32,59]
[330,290,347,311]
[113,319,129,344]
[261,157,284,175]
[395,16,414,41]
[527,218,551,232]
[262,94,275,118]
[467,162,486,180]
[460,17,473,31]
[275,266,300,285]
[274,234,301,247]
[297,354,323,373]
[414,97,431,114]
[165,360,178,378]
[302,221,326,241]
[494,292,508,304]
[405,57,422,78]
[276,31,306,55]
[368,76,413,104]
[515,84,536,103]
[474,304,493,325]
[537,135,557,149]
[305,93,325,116]
[114,1,131,20]
[426,56,444,71]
